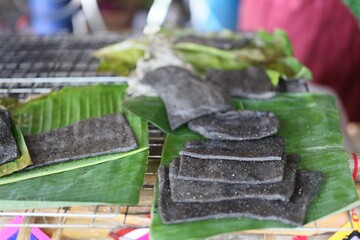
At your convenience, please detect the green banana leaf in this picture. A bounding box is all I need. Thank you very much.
[123,96,245,136]
[122,93,360,239]
[0,122,32,177]
[123,96,194,136]
[0,84,149,209]
[0,84,148,184]
[174,30,312,80]
[94,30,312,81]
[0,150,148,210]
[93,38,149,76]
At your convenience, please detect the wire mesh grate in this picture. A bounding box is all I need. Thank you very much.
[0,35,122,80]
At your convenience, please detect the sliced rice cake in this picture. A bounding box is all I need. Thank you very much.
[188,110,279,141]
[177,154,286,184]
[25,113,138,169]
[277,78,309,93]
[142,66,233,130]
[206,67,275,99]
[158,166,324,226]
[179,136,284,161]
[170,155,298,202]
[175,35,251,50]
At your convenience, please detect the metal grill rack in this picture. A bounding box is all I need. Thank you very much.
[0,35,122,80]
[0,35,357,237]
[0,77,127,99]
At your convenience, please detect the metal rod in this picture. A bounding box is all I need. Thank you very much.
[0,77,127,83]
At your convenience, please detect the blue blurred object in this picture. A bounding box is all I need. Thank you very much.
[29,0,79,34]
[189,0,239,32]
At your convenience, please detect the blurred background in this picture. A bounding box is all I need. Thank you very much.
[0,0,360,152]
[0,0,189,35]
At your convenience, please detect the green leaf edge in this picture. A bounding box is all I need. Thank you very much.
[0,148,149,210]
[0,146,148,186]
[0,122,32,177]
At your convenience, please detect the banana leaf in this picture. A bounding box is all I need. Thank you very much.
[122,96,243,136]
[0,122,32,177]
[174,30,312,80]
[0,84,149,209]
[122,93,360,239]
[94,30,312,81]
[123,96,193,136]
[93,38,149,76]
[0,150,148,210]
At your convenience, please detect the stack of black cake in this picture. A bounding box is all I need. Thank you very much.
[142,65,323,226]
[158,134,323,226]
[157,109,323,226]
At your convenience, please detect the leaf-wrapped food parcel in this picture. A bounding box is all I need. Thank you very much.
[93,30,312,81]
[0,84,149,210]
[25,113,138,169]
[174,29,312,80]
